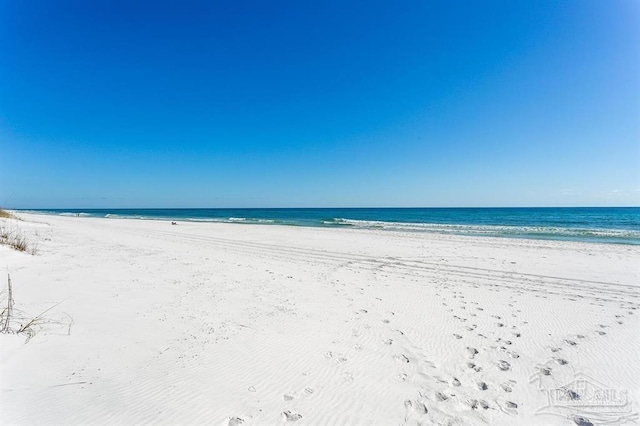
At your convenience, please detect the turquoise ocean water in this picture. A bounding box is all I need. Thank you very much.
[20,207,640,245]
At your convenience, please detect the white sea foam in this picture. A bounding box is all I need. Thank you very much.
[330,218,640,241]
[184,218,226,223]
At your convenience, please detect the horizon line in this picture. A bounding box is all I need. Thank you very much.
[8,206,640,210]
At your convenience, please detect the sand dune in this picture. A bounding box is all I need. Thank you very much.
[1,214,639,425]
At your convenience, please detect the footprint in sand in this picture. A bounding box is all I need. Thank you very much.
[466,347,479,359]
[564,339,577,346]
[453,334,463,339]
[564,389,580,400]
[436,392,449,402]
[554,358,568,365]
[283,394,294,401]
[468,399,489,410]
[573,415,594,426]
[467,362,482,372]
[342,372,354,383]
[404,399,428,415]
[393,354,410,363]
[500,380,516,393]
[281,411,302,422]
[451,377,461,387]
[227,417,244,426]
[497,360,511,371]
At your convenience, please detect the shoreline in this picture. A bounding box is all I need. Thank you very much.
[1,213,639,424]
[10,208,640,247]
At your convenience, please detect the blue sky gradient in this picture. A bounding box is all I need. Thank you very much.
[1,0,638,208]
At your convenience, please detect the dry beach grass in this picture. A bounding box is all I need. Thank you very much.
[0,209,19,220]
[0,210,38,254]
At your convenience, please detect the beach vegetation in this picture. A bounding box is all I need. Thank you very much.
[1,275,71,342]
[0,209,19,220]
[0,225,37,254]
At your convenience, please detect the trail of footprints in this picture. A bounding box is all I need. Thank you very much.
[224,259,639,425]
[435,288,524,417]
[431,281,640,425]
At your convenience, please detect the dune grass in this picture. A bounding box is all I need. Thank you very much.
[0,209,19,220]
[0,225,35,253]
[0,210,38,254]
[1,275,71,342]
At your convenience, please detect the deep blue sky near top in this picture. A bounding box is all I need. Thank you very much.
[0,1,638,208]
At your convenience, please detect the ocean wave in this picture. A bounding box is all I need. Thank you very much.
[227,217,275,224]
[328,218,640,242]
[184,218,227,223]
[322,218,353,226]
[16,210,94,218]
[105,214,152,220]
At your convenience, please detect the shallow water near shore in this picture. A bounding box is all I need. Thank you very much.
[21,207,640,245]
[20,207,640,245]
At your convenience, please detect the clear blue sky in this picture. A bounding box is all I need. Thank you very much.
[1,0,638,208]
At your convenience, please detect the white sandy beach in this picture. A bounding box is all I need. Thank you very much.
[1,213,639,425]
